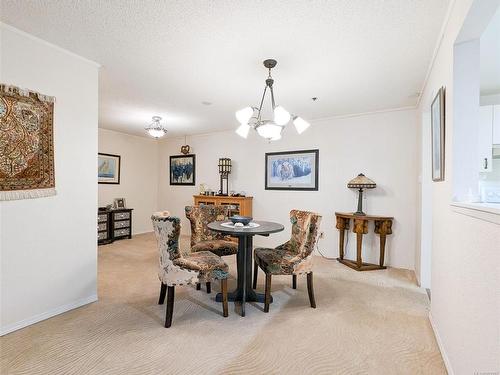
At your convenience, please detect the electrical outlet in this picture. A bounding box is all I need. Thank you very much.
[319,231,324,239]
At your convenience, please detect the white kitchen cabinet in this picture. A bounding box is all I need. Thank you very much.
[493,105,500,145]
[478,106,493,172]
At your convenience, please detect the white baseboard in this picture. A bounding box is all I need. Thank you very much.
[429,312,454,375]
[132,230,153,236]
[0,294,98,336]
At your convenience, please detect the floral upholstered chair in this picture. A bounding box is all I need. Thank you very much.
[253,210,322,312]
[185,205,238,258]
[152,211,229,328]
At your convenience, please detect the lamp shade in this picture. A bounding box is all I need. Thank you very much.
[347,174,376,189]
[235,107,254,125]
[293,116,311,134]
[274,105,291,125]
[256,121,282,140]
[235,123,251,138]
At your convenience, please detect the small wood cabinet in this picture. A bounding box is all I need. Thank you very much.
[193,195,253,217]
[97,208,133,245]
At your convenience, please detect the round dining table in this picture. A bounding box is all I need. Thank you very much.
[208,220,284,316]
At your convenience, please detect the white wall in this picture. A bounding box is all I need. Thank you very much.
[158,109,418,270]
[98,129,159,234]
[0,24,99,335]
[416,0,500,373]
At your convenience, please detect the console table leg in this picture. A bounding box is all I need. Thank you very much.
[356,233,363,268]
[379,234,386,267]
[339,229,345,260]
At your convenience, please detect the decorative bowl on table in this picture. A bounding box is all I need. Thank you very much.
[229,215,253,226]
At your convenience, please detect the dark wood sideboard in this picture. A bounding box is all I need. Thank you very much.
[98,208,133,245]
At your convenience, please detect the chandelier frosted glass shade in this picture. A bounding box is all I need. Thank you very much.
[148,128,166,138]
[292,116,311,134]
[235,123,251,138]
[256,121,283,141]
[235,107,254,125]
[273,106,291,125]
[145,116,167,138]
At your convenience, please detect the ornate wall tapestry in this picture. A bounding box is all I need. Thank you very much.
[0,84,56,200]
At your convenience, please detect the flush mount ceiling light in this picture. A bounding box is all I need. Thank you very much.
[235,59,311,141]
[145,116,167,138]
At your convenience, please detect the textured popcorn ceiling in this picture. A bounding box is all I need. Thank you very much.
[1,0,450,137]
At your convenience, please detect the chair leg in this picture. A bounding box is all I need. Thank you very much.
[292,275,297,289]
[158,283,166,305]
[264,274,272,313]
[307,272,316,308]
[206,282,211,294]
[221,279,228,318]
[196,283,201,291]
[253,260,258,289]
[165,286,175,328]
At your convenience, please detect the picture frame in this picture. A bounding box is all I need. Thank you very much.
[98,153,121,184]
[431,87,445,182]
[265,149,319,191]
[113,198,126,209]
[170,154,196,185]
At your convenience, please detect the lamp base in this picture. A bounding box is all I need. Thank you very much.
[354,188,366,216]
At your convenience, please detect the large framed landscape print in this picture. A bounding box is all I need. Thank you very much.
[98,153,121,184]
[170,154,196,185]
[265,149,319,191]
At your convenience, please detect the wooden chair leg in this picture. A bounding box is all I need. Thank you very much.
[196,283,201,291]
[253,260,258,289]
[264,274,272,313]
[292,275,297,289]
[206,282,211,294]
[307,272,316,308]
[158,283,167,305]
[165,286,175,328]
[221,279,228,318]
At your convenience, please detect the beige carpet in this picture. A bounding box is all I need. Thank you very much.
[1,233,445,375]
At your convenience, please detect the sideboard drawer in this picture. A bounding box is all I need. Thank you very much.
[114,228,130,237]
[113,220,130,229]
[114,212,130,220]
[98,222,107,231]
[98,231,108,241]
[98,214,108,223]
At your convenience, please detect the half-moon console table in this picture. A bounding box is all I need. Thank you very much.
[335,212,393,271]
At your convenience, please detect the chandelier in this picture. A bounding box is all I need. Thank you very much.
[235,59,311,141]
[145,116,167,138]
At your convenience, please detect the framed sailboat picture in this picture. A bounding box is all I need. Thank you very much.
[98,153,121,184]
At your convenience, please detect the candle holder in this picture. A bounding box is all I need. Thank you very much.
[217,158,232,196]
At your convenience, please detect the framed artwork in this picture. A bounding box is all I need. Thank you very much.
[113,198,126,209]
[170,154,196,185]
[98,153,121,184]
[431,87,445,181]
[265,149,319,191]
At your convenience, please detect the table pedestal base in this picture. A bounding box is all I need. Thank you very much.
[337,258,387,271]
[215,289,273,304]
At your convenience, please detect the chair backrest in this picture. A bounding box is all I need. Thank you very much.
[185,205,229,246]
[151,212,182,269]
[288,209,322,258]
